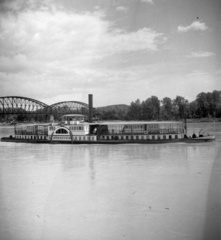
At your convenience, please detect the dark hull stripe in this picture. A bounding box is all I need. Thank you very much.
[1,137,215,144]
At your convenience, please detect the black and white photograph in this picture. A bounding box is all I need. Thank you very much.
[0,0,220,239]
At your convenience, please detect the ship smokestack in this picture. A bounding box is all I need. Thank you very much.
[88,94,93,122]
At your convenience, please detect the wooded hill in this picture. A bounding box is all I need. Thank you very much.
[95,104,129,120]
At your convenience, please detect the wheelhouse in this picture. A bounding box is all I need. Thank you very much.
[61,114,85,124]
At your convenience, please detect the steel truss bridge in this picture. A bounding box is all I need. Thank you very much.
[0,96,90,120]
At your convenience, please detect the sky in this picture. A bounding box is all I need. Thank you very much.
[0,0,221,107]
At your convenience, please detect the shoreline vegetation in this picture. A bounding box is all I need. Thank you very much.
[187,118,221,123]
[1,90,221,123]
[95,90,221,122]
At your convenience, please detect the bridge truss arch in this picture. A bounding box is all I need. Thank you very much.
[50,101,89,116]
[0,97,92,122]
[0,96,49,115]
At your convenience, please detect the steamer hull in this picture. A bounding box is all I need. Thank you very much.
[1,115,215,144]
[1,135,215,144]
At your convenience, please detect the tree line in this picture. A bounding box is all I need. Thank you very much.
[95,90,221,121]
[1,90,220,122]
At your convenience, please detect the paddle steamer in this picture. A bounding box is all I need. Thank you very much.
[1,114,215,144]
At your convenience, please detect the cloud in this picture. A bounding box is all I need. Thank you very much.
[103,28,165,54]
[0,9,165,72]
[116,6,128,12]
[0,0,55,12]
[0,0,24,11]
[0,10,109,73]
[177,21,208,33]
[141,0,154,4]
[0,2,165,103]
[0,54,30,73]
[187,51,215,58]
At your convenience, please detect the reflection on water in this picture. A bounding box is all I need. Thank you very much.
[0,123,221,240]
[203,145,221,240]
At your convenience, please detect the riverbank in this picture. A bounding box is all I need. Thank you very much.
[187,118,221,123]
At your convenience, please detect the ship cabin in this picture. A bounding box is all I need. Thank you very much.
[49,114,93,141]
[94,121,185,141]
[14,117,186,142]
[14,114,93,141]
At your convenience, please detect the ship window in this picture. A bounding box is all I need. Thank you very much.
[56,128,68,134]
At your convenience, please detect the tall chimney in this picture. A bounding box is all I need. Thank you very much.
[88,94,93,122]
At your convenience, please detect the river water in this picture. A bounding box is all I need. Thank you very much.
[0,122,221,240]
